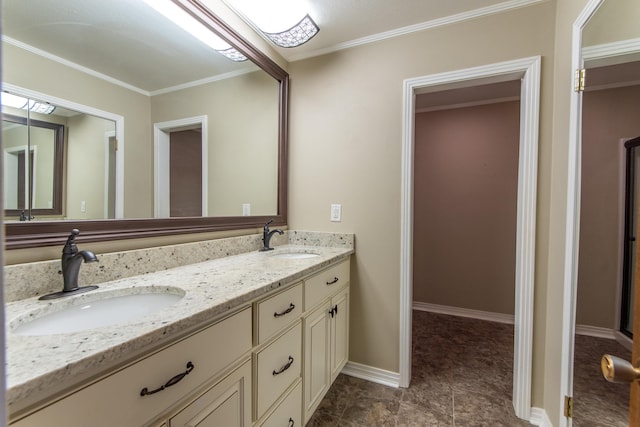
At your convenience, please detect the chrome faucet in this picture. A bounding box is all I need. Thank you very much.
[39,229,99,300]
[260,220,283,251]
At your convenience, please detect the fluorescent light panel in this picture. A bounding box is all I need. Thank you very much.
[2,92,56,114]
[142,0,247,61]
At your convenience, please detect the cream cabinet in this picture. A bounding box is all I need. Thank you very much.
[12,307,252,427]
[11,257,350,427]
[302,261,350,423]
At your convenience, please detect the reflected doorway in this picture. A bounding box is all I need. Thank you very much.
[153,115,208,218]
[170,129,203,217]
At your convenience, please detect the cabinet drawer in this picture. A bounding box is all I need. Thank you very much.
[258,381,302,427]
[12,307,252,427]
[256,283,302,344]
[304,260,349,310]
[255,322,302,420]
[169,360,251,427]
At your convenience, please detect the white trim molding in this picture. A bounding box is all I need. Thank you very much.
[401,56,541,421]
[288,0,547,62]
[583,37,640,68]
[341,362,400,388]
[530,407,553,427]
[574,325,616,339]
[413,301,515,325]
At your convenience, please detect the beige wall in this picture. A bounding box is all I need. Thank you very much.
[543,1,591,423]
[65,114,116,219]
[288,4,557,410]
[582,0,640,47]
[578,84,640,328]
[413,101,519,314]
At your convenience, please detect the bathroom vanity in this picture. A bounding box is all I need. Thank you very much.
[6,241,353,426]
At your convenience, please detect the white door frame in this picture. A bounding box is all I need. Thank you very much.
[104,131,116,218]
[400,56,541,420]
[560,2,640,427]
[153,116,208,218]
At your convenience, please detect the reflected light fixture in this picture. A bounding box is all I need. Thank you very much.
[224,0,319,48]
[2,92,56,114]
[142,0,248,61]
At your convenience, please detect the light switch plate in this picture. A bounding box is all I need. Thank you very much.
[330,204,342,222]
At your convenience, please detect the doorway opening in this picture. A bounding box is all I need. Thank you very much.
[411,84,522,422]
[401,56,541,422]
[153,116,208,218]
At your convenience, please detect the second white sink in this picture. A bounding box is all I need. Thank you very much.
[12,289,184,336]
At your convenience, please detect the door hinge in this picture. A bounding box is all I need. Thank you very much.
[564,395,573,418]
[574,68,586,92]
[114,139,119,151]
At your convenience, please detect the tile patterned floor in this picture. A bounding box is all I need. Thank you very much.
[573,334,630,427]
[307,310,631,426]
[307,311,529,426]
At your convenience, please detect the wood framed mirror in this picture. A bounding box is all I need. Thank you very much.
[2,0,289,249]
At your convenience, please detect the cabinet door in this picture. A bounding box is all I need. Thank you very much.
[169,360,251,427]
[330,288,349,383]
[258,381,302,427]
[303,301,330,422]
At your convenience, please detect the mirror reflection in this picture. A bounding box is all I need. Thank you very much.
[2,0,280,222]
[573,0,640,425]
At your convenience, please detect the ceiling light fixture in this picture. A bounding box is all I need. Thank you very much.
[264,14,319,48]
[2,92,56,114]
[142,0,247,61]
[224,0,319,48]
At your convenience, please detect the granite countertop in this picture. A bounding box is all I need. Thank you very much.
[5,244,353,413]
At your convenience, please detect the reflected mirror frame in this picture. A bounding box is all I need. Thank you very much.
[3,114,64,217]
[4,0,289,249]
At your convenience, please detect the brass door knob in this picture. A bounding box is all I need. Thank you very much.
[601,354,640,383]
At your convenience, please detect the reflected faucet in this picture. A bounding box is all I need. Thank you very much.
[39,229,100,300]
[260,220,284,251]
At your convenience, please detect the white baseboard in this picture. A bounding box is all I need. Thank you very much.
[575,324,616,339]
[529,407,552,427]
[413,301,515,324]
[341,361,400,388]
[614,331,633,352]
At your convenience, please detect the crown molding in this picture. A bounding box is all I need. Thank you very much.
[287,0,548,62]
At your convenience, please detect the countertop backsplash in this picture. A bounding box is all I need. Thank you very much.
[4,231,355,302]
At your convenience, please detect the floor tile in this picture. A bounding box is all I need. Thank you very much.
[309,311,629,426]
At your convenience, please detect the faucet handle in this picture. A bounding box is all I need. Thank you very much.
[63,229,80,254]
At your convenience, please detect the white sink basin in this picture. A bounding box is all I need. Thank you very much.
[270,252,320,260]
[12,289,184,336]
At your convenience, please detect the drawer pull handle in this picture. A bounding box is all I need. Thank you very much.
[288,418,295,427]
[140,361,194,396]
[273,356,294,376]
[326,277,339,285]
[274,303,296,318]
